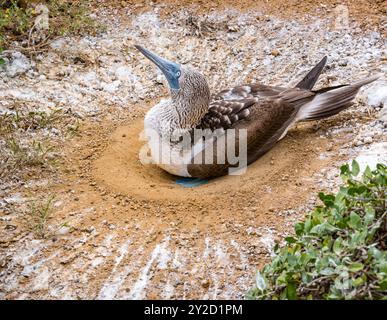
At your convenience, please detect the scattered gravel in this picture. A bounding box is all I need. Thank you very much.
[0,3,385,300]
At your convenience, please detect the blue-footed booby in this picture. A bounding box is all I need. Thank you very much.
[135,45,378,178]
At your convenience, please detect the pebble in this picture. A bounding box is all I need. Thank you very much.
[363,136,373,144]
[5,224,17,231]
[1,52,34,78]
[86,226,95,233]
[201,279,211,288]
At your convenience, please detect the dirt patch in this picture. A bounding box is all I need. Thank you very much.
[1,113,354,299]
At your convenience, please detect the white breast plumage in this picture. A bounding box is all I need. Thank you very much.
[144,99,191,177]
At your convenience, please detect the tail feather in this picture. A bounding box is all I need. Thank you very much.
[298,75,379,121]
[296,56,327,90]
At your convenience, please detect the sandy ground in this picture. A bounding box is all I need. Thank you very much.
[0,1,386,299]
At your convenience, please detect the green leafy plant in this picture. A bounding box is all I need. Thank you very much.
[5,137,54,166]
[0,0,98,51]
[47,0,97,36]
[0,1,34,37]
[0,108,81,182]
[29,195,55,239]
[0,108,65,135]
[28,195,72,239]
[247,161,386,300]
[0,47,5,65]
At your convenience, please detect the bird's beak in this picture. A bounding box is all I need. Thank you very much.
[135,45,180,90]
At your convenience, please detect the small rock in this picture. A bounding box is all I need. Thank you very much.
[115,65,133,81]
[103,80,121,93]
[86,226,95,233]
[201,279,211,288]
[366,85,387,109]
[3,52,34,78]
[227,24,239,32]
[363,136,373,144]
[5,224,17,231]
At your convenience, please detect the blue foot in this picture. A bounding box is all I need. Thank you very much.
[175,177,209,188]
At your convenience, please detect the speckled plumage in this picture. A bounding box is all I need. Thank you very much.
[145,66,210,136]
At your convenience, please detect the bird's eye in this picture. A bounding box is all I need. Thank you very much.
[176,71,181,78]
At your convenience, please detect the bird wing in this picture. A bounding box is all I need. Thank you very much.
[241,88,315,164]
[199,84,287,130]
[212,84,287,100]
[295,56,327,90]
[194,86,316,168]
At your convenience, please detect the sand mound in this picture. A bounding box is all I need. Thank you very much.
[93,118,332,204]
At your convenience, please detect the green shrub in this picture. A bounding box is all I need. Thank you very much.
[247,161,386,300]
[0,47,4,64]
[0,0,97,50]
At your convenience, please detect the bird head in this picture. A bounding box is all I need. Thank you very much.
[135,45,211,129]
[135,45,182,90]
